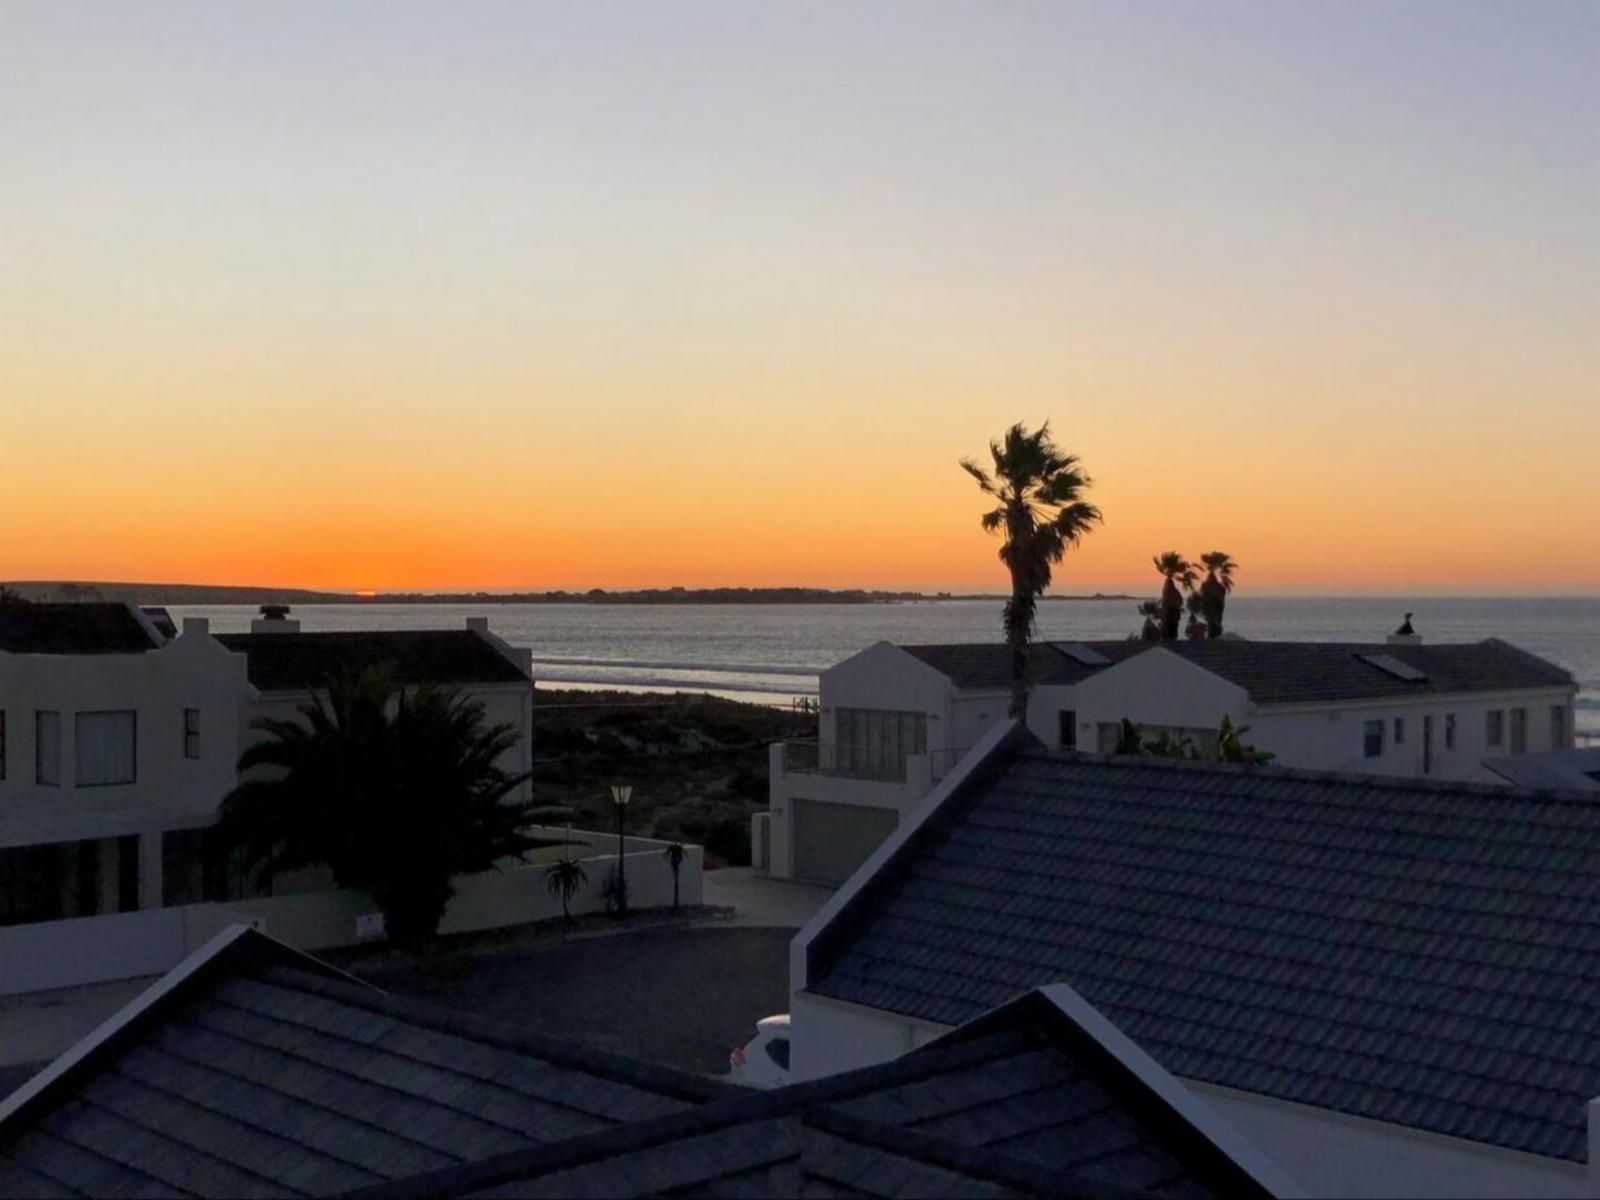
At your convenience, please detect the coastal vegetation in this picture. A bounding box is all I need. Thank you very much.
[217,668,540,948]
[962,421,1103,718]
[1131,551,1240,641]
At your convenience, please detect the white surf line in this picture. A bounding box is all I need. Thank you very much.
[525,655,821,677]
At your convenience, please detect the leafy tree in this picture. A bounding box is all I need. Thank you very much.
[1198,552,1238,638]
[544,855,589,924]
[663,842,687,910]
[962,422,1102,718]
[218,667,539,949]
[1152,552,1197,642]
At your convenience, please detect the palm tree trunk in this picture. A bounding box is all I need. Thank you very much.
[1003,571,1036,719]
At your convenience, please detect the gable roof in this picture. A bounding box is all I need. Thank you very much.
[0,602,160,655]
[217,631,529,692]
[0,927,727,1198]
[1484,748,1600,793]
[898,638,1572,705]
[348,986,1297,1200]
[805,744,1600,1162]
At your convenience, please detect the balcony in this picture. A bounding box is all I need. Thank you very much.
[780,741,968,785]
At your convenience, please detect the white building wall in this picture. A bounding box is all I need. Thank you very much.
[1057,650,1251,750]
[0,619,248,851]
[1248,688,1577,783]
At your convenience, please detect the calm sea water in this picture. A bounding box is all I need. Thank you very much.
[170,597,1599,734]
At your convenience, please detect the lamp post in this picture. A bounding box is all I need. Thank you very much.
[611,785,632,916]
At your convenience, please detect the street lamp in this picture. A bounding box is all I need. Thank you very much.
[611,785,632,916]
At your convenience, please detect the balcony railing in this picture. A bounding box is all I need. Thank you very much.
[781,741,972,785]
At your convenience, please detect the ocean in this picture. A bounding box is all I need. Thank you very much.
[169,596,1599,736]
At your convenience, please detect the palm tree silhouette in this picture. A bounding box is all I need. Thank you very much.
[1198,552,1238,638]
[217,667,537,948]
[545,855,589,924]
[962,422,1102,718]
[1152,552,1197,642]
[663,842,687,910]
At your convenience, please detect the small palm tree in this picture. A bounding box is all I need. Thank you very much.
[544,856,589,924]
[663,842,687,910]
[962,422,1102,718]
[1198,552,1238,638]
[1152,552,1197,642]
[1216,714,1274,764]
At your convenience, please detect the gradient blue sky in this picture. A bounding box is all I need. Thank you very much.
[2,2,1595,591]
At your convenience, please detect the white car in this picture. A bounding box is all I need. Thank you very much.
[727,1014,791,1088]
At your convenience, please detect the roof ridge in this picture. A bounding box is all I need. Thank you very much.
[1032,747,1600,805]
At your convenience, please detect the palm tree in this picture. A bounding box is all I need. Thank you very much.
[1198,552,1237,638]
[544,856,589,924]
[1152,552,1197,642]
[962,422,1102,717]
[1184,591,1206,640]
[217,667,539,949]
[663,842,687,910]
[1136,599,1162,642]
[1216,714,1274,764]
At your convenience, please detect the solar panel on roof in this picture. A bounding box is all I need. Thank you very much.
[1359,653,1429,682]
[1055,642,1111,667]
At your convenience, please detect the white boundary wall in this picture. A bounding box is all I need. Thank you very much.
[0,828,702,996]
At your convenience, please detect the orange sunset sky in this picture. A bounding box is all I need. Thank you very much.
[2,3,1595,595]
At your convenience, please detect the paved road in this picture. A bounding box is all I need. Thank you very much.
[359,926,793,1076]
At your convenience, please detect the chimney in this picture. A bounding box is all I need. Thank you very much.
[1387,611,1422,647]
[251,604,301,634]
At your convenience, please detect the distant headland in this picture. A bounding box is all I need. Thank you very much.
[2,581,1135,606]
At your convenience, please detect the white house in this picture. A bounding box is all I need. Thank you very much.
[761,634,1577,884]
[788,724,1600,1198]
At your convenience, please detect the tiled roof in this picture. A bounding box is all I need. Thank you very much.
[0,603,159,655]
[349,987,1294,1200]
[897,639,1572,704]
[217,631,529,692]
[0,929,726,1198]
[807,746,1600,1162]
[1485,749,1600,793]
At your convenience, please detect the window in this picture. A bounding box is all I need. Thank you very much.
[1393,717,1405,746]
[75,711,136,786]
[1486,709,1504,748]
[764,1037,791,1071]
[834,708,927,780]
[1444,712,1456,750]
[1363,719,1384,758]
[1551,705,1568,749]
[1058,710,1077,750]
[1510,707,1528,754]
[183,708,201,759]
[35,711,61,786]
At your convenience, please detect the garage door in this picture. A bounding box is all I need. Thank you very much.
[793,799,899,886]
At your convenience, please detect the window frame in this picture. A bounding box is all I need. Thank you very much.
[35,710,61,787]
[1393,717,1405,746]
[1444,712,1456,751]
[1510,707,1528,754]
[1486,709,1504,748]
[74,710,138,788]
[1363,719,1384,759]
[183,707,201,760]
[1058,709,1077,750]
[1551,705,1567,749]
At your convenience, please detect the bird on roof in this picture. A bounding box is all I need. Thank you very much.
[1395,612,1415,636]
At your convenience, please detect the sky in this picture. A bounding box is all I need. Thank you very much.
[2,1,1595,594]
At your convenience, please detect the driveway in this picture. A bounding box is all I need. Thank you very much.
[358,925,793,1076]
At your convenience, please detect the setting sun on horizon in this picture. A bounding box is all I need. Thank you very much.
[3,2,1595,596]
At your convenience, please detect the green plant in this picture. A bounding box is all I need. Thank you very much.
[217,667,538,949]
[1216,714,1274,764]
[544,855,589,924]
[1114,718,1144,755]
[962,422,1102,718]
